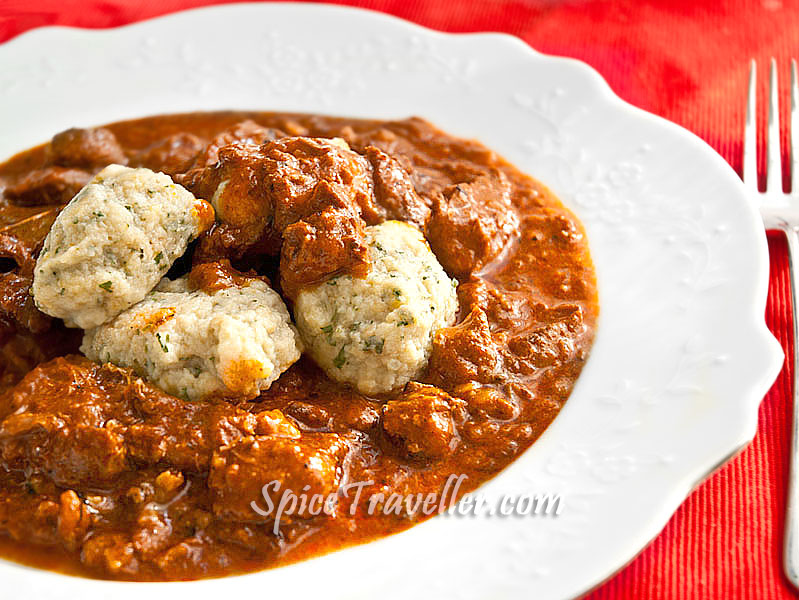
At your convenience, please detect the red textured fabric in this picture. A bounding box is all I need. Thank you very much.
[1,1,798,597]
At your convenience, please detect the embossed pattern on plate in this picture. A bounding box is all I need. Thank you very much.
[0,4,784,599]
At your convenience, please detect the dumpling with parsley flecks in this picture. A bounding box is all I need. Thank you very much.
[293,220,458,395]
[80,262,303,401]
[32,164,214,329]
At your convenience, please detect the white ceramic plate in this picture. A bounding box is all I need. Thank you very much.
[0,4,784,599]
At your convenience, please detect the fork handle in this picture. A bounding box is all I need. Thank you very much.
[783,225,799,589]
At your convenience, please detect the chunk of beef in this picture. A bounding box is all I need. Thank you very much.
[0,207,59,272]
[506,304,585,373]
[458,279,588,371]
[127,400,246,472]
[132,133,206,176]
[183,137,373,236]
[427,308,506,390]
[262,366,382,433]
[126,396,299,472]
[0,271,51,333]
[0,208,80,377]
[363,145,430,230]
[267,137,374,231]
[208,432,349,522]
[5,167,91,206]
[283,401,331,430]
[0,231,33,273]
[192,222,283,264]
[0,208,59,334]
[382,382,465,460]
[452,382,519,421]
[0,356,304,486]
[427,171,519,279]
[280,206,370,298]
[45,127,127,169]
[457,277,535,330]
[181,136,376,297]
[0,357,136,486]
[181,142,276,253]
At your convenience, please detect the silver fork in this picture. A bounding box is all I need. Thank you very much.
[746,57,799,588]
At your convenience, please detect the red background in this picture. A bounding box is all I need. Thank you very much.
[1,1,798,597]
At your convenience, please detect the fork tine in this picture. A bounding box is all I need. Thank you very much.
[768,58,783,193]
[791,58,798,194]
[744,59,758,190]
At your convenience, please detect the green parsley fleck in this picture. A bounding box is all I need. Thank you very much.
[154,251,164,266]
[321,323,336,344]
[333,346,347,369]
[155,333,169,353]
[364,336,384,354]
[98,281,113,292]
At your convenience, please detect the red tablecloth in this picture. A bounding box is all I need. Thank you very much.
[1,0,798,597]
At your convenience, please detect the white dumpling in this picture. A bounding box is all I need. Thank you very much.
[33,165,214,329]
[294,220,458,395]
